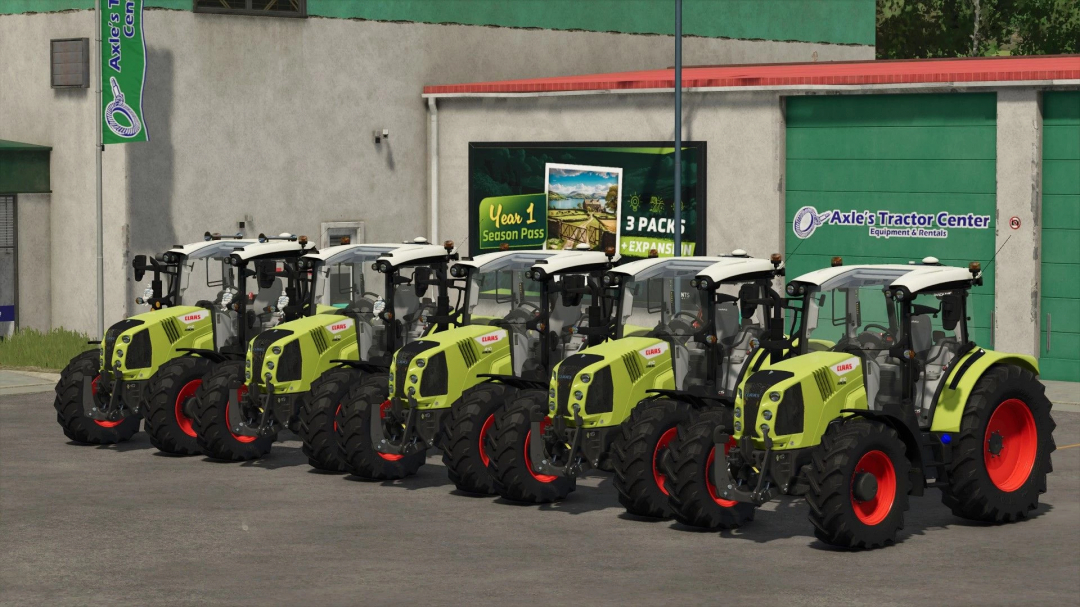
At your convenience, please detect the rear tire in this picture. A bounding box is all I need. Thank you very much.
[489,389,574,503]
[299,367,364,471]
[668,409,756,529]
[192,361,275,461]
[53,350,141,444]
[337,375,425,480]
[806,419,911,549]
[611,398,695,518]
[940,364,1055,523]
[442,383,516,495]
[143,356,214,455]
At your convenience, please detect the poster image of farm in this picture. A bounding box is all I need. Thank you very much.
[544,163,622,252]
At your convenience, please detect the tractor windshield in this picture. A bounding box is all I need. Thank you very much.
[799,268,910,356]
[464,253,548,327]
[175,242,247,308]
[312,247,395,313]
[617,260,715,340]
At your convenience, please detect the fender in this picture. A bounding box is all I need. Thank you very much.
[331,359,390,374]
[645,388,730,409]
[478,374,547,391]
[176,348,229,364]
[838,409,926,497]
[929,349,1039,434]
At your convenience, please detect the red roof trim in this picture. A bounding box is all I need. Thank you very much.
[424,55,1080,95]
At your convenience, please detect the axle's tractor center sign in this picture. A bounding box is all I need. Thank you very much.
[793,206,992,240]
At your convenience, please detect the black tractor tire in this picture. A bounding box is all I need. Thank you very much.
[668,409,756,529]
[806,419,911,549]
[142,356,215,455]
[940,364,1055,523]
[192,361,275,461]
[299,367,365,471]
[53,350,141,444]
[611,398,697,518]
[442,383,518,495]
[337,375,425,480]
[488,389,575,503]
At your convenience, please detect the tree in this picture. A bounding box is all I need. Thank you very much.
[877,0,1016,59]
[1011,0,1080,54]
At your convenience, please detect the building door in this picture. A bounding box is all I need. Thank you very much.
[0,195,16,337]
[785,93,997,345]
[1040,91,1080,382]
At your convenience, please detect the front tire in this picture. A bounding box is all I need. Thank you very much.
[611,399,695,518]
[143,356,214,455]
[668,409,756,529]
[806,419,911,549]
[940,364,1055,523]
[488,390,574,503]
[442,383,517,495]
[299,367,364,471]
[53,350,141,444]
[192,361,275,461]
[337,375,425,480]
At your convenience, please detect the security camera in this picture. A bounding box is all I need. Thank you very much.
[374,128,389,144]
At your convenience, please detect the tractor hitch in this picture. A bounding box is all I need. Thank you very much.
[710,427,778,505]
[370,396,439,457]
[83,364,143,422]
[528,409,598,478]
[227,382,281,438]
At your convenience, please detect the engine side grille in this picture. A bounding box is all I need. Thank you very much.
[162,318,182,344]
[395,340,439,396]
[250,329,294,385]
[584,366,613,414]
[775,385,805,436]
[554,353,603,416]
[741,369,794,437]
[419,352,449,397]
[458,339,479,368]
[622,352,643,383]
[126,329,153,369]
[812,368,834,401]
[311,328,329,354]
[276,340,303,382]
[104,319,144,366]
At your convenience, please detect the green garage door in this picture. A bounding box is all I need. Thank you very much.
[1040,91,1080,382]
[786,93,997,345]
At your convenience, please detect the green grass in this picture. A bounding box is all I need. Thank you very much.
[0,328,95,371]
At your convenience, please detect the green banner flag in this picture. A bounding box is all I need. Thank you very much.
[101,0,147,144]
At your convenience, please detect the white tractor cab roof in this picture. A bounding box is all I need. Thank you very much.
[166,238,258,260]
[374,241,456,270]
[792,257,981,296]
[453,250,558,273]
[303,243,402,265]
[610,255,728,280]
[228,238,317,262]
[529,249,621,278]
[694,254,784,286]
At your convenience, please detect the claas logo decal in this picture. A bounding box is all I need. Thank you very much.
[326,318,354,334]
[474,330,506,345]
[830,357,860,376]
[177,310,208,324]
[639,342,669,359]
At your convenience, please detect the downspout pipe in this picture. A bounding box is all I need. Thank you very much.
[428,97,439,244]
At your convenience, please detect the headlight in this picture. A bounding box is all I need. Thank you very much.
[272,346,281,355]
[246,360,251,367]
[769,391,781,402]
[574,390,583,400]
[549,388,555,398]
[763,410,773,421]
[786,283,796,295]
[408,386,416,396]
[734,407,741,418]
[580,374,591,384]
[410,374,418,383]
[549,400,556,411]
[378,260,391,272]
[895,289,905,300]
[246,371,251,380]
[276,295,289,310]
[266,361,275,370]
[122,335,131,344]
[734,421,742,432]
[602,274,612,285]
[115,349,123,358]
[572,403,581,414]
[416,359,426,368]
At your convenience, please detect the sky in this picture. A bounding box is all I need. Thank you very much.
[547,166,620,198]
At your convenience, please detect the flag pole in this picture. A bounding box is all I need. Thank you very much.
[95,0,104,338]
[673,0,682,257]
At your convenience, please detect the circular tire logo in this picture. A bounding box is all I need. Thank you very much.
[793,206,823,239]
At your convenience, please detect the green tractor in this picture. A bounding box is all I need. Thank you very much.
[336,248,619,487]
[53,232,255,445]
[135,233,318,454]
[194,239,461,464]
[668,257,1056,549]
[487,252,785,510]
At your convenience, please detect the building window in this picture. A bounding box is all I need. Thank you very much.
[193,0,306,18]
[321,222,365,248]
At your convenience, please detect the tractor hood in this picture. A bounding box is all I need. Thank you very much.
[103,305,213,381]
[247,311,359,394]
[550,336,672,427]
[389,323,513,409]
[733,350,867,448]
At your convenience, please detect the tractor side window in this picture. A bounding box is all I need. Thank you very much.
[912,291,967,418]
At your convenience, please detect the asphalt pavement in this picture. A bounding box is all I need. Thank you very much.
[1,389,1078,606]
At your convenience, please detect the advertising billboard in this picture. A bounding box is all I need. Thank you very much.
[469,142,706,258]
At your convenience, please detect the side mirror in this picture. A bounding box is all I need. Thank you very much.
[132,254,147,282]
[255,260,277,290]
[561,274,586,308]
[414,267,432,298]
[941,295,962,331]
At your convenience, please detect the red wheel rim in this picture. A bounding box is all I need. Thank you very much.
[524,417,558,483]
[90,375,124,428]
[652,427,678,496]
[704,437,739,508]
[376,400,404,461]
[478,414,495,468]
[984,398,1038,492]
[174,379,201,438]
[225,385,257,443]
[850,450,896,525]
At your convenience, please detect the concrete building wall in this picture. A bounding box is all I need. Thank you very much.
[436,92,787,260]
[0,8,871,335]
[16,193,52,332]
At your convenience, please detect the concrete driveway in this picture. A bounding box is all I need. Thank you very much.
[1,390,1077,606]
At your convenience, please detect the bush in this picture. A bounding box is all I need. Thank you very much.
[0,328,95,371]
